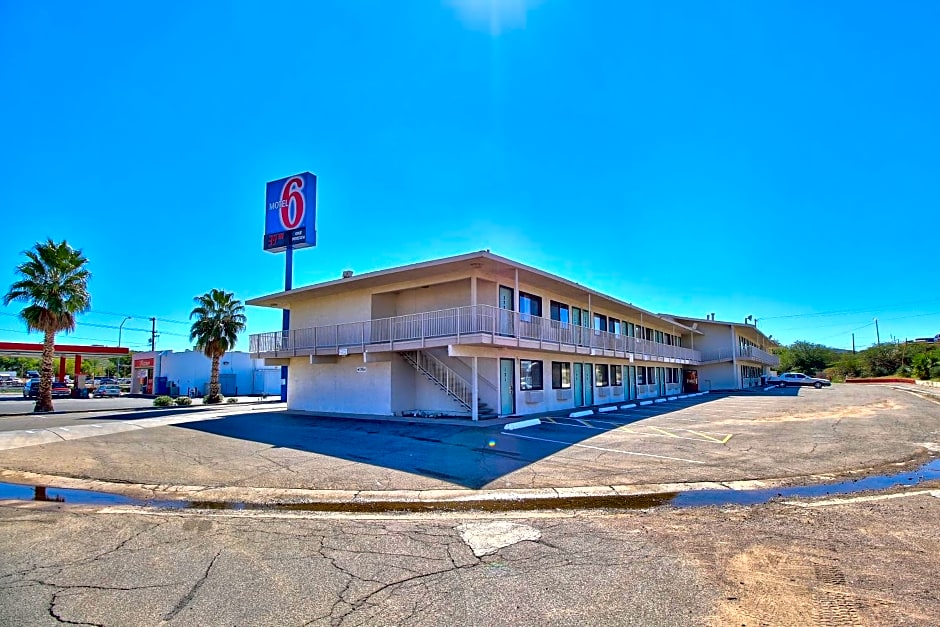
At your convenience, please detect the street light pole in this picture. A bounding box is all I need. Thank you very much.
[118,316,132,348]
[118,316,131,380]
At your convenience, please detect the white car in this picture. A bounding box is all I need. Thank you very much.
[774,372,831,389]
[94,385,123,398]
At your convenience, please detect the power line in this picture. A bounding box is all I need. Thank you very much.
[0,327,151,347]
[758,298,940,321]
[88,309,191,326]
[0,312,190,337]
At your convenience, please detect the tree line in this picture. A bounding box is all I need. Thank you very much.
[773,340,940,381]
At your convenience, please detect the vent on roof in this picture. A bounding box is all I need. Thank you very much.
[342,270,354,279]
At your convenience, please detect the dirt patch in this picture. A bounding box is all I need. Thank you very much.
[639,493,940,626]
[710,545,864,626]
[749,399,904,424]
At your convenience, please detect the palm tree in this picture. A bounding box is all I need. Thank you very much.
[189,289,246,404]
[3,239,91,412]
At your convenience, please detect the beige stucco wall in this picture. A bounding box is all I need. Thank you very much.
[694,363,737,391]
[287,355,392,415]
[289,289,373,329]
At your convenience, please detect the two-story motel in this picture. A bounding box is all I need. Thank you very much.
[248,251,780,420]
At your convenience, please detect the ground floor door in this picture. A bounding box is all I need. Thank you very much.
[627,365,636,400]
[582,363,593,406]
[499,358,515,415]
[683,369,699,393]
[657,367,666,396]
[573,363,584,407]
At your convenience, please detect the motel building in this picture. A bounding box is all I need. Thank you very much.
[248,251,780,420]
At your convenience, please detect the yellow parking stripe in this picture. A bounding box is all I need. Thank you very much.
[684,429,724,443]
[577,419,593,427]
[648,426,682,439]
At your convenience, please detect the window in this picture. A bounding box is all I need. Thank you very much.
[550,301,569,324]
[552,362,571,389]
[610,318,621,335]
[627,322,635,337]
[611,364,622,386]
[646,328,654,341]
[593,313,607,333]
[519,292,542,318]
[520,360,543,390]
[636,367,647,385]
[647,366,657,383]
[594,364,609,386]
[666,367,679,384]
[655,330,664,344]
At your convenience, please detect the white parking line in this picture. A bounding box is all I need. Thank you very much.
[536,417,733,444]
[503,432,705,464]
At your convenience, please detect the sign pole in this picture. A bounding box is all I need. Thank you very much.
[265,171,315,405]
[281,241,293,402]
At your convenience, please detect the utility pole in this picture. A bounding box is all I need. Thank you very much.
[852,333,856,354]
[874,318,880,345]
[150,317,157,351]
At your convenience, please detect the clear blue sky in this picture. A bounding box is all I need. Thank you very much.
[2,1,938,353]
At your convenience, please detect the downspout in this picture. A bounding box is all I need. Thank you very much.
[731,325,740,388]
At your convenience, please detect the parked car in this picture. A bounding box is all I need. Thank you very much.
[93,385,122,398]
[771,372,831,389]
[23,380,72,398]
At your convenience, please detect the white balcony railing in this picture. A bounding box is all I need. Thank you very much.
[699,346,780,367]
[249,304,703,363]
[739,345,781,367]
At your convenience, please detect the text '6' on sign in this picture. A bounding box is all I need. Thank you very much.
[264,172,317,253]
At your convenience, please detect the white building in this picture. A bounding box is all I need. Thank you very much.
[130,349,281,397]
[248,251,779,419]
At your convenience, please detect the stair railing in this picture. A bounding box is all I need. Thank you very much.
[401,350,473,410]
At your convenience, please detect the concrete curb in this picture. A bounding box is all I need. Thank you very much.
[3,466,922,511]
[503,418,541,431]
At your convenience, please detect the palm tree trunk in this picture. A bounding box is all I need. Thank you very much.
[35,328,56,412]
[209,354,221,402]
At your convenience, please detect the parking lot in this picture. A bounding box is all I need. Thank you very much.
[0,384,937,501]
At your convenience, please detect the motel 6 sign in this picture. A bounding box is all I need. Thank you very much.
[264,172,317,252]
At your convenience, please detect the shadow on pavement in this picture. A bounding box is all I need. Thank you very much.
[171,392,775,489]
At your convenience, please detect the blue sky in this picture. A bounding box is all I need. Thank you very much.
[1,0,938,353]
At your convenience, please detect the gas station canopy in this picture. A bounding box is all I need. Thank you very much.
[0,341,130,359]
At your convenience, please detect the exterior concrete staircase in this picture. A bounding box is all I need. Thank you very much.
[399,350,497,418]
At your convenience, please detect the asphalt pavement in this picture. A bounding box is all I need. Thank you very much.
[0,384,937,507]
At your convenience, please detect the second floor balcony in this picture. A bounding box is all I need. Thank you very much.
[699,345,781,367]
[250,304,703,365]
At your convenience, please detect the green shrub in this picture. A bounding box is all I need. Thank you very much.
[226,397,238,404]
[153,395,174,407]
[174,396,193,406]
[203,394,224,405]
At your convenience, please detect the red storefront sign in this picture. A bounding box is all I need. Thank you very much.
[134,358,155,369]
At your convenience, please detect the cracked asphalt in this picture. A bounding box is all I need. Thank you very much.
[1,384,939,624]
[2,489,939,625]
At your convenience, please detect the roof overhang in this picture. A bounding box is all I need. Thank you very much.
[662,315,773,342]
[247,250,687,330]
